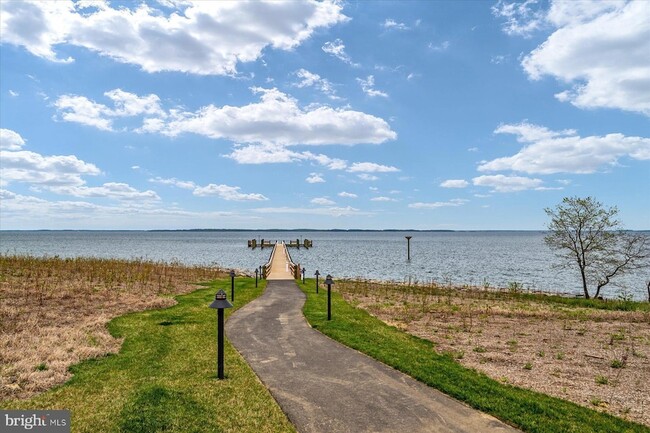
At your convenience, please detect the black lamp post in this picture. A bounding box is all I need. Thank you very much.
[405,236,412,261]
[229,270,236,302]
[325,274,334,321]
[209,290,233,379]
[259,265,263,279]
[255,268,259,288]
[315,270,320,294]
[301,267,306,284]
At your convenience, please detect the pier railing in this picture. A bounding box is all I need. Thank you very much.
[262,242,278,278]
[282,242,301,279]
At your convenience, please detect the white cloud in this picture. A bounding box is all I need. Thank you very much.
[8,90,19,97]
[303,152,348,170]
[293,68,340,100]
[492,0,546,37]
[408,199,467,209]
[479,122,650,174]
[193,183,268,201]
[149,176,196,189]
[472,174,543,192]
[226,144,304,164]
[54,88,164,131]
[428,40,450,52]
[440,179,469,188]
[383,19,409,31]
[0,129,26,150]
[322,38,357,66]
[311,197,335,206]
[338,191,357,198]
[500,0,650,116]
[306,173,325,183]
[370,196,396,202]
[0,189,243,229]
[50,183,160,201]
[357,174,379,181]
[142,87,396,146]
[357,75,389,98]
[467,147,479,152]
[54,94,114,131]
[0,1,348,75]
[1,149,100,187]
[347,162,399,173]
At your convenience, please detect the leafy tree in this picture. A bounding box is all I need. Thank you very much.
[544,197,649,299]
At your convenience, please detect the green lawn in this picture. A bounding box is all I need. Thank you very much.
[1,278,295,433]
[298,279,650,433]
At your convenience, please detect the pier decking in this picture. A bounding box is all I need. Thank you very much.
[264,242,298,280]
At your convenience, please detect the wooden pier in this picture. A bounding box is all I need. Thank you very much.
[262,242,302,280]
[249,238,312,249]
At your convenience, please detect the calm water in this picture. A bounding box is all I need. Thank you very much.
[1,231,648,300]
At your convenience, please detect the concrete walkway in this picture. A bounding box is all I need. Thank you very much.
[226,280,520,433]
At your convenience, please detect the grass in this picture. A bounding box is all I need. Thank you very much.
[1,277,295,433]
[299,279,650,433]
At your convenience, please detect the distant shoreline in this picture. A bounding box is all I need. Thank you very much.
[2,229,649,233]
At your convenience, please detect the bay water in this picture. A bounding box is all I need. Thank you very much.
[1,230,648,300]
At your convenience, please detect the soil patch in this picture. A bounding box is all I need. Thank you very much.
[339,280,650,427]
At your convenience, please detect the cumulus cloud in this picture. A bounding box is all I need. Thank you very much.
[347,162,399,173]
[1,149,101,187]
[0,128,160,201]
[141,87,396,146]
[440,179,469,188]
[54,89,165,131]
[311,197,335,206]
[306,173,325,183]
[56,87,396,147]
[479,122,650,174]
[193,183,268,201]
[149,176,196,189]
[357,75,389,98]
[338,191,357,198]
[472,174,543,192]
[408,199,467,209]
[0,0,348,75]
[50,183,160,201]
[370,196,396,202]
[496,0,650,116]
[0,128,26,150]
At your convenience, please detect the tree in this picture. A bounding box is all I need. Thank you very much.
[544,197,649,299]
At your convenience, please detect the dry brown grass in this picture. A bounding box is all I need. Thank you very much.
[0,254,224,401]
[339,279,650,427]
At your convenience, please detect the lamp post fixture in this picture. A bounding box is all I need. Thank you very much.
[325,274,334,321]
[255,268,259,288]
[301,267,306,284]
[209,290,233,379]
[229,270,236,302]
[259,266,263,279]
[405,236,412,261]
[314,270,320,294]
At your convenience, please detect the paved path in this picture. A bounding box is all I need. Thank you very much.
[226,280,520,433]
[266,243,295,280]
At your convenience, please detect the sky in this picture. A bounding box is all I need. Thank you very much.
[0,0,648,230]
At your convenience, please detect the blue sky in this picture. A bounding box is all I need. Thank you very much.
[1,0,648,230]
